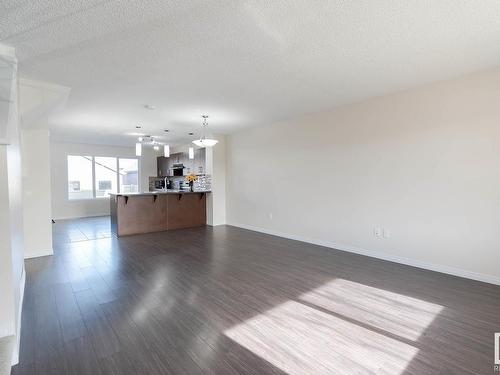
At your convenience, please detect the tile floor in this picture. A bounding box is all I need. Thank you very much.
[52,216,112,243]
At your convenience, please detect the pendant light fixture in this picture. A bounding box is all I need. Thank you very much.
[135,135,158,156]
[163,129,170,157]
[133,128,171,157]
[193,115,218,147]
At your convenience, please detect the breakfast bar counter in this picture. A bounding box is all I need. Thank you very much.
[109,190,210,236]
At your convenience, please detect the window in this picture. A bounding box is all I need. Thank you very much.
[68,156,93,200]
[95,157,118,198]
[119,158,139,193]
[67,155,139,199]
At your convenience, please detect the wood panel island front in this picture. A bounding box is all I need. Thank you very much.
[109,190,209,236]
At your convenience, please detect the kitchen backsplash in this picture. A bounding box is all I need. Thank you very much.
[194,175,211,190]
[149,175,212,191]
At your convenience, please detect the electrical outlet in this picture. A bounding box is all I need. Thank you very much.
[374,227,382,238]
[383,229,391,239]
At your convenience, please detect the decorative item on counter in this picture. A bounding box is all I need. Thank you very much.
[185,173,198,192]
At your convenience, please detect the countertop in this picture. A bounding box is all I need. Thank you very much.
[109,190,211,197]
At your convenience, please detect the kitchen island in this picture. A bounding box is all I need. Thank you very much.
[109,190,210,236]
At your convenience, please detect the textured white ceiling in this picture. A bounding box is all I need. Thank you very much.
[2,0,500,145]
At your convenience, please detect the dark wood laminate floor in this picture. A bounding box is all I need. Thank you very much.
[12,217,500,374]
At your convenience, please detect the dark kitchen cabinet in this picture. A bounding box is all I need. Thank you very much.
[170,153,181,164]
[157,156,170,177]
[157,152,184,177]
[157,149,206,177]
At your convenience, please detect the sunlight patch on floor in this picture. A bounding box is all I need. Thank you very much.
[300,278,443,341]
[224,300,420,375]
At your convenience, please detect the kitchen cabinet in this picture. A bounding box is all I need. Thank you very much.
[170,153,181,164]
[181,149,205,175]
[157,152,187,176]
[157,149,206,177]
[110,191,209,236]
[157,156,170,177]
[194,148,205,175]
[178,152,189,174]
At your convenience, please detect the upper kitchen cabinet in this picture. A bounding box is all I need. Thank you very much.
[169,153,182,164]
[157,151,187,177]
[194,148,206,175]
[182,148,205,175]
[157,156,171,177]
[156,148,206,177]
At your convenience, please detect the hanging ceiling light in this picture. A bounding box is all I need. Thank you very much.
[136,135,157,156]
[193,115,218,147]
[163,130,170,157]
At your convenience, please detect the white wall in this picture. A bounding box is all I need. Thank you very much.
[0,44,25,364]
[226,67,500,284]
[140,146,158,193]
[50,141,157,219]
[21,129,53,258]
[0,149,16,337]
[206,135,227,226]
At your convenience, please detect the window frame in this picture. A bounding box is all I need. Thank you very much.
[67,154,140,200]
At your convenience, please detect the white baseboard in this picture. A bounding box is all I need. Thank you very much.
[24,248,53,259]
[11,267,25,366]
[228,222,500,286]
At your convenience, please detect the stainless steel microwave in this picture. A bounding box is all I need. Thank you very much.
[172,164,185,176]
